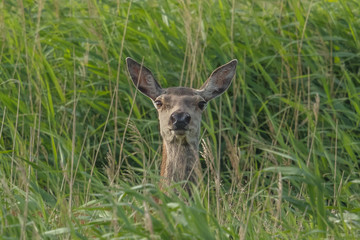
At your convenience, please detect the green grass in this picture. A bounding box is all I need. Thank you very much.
[1,0,360,239]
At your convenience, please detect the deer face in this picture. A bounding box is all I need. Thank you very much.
[153,87,206,145]
[126,58,237,145]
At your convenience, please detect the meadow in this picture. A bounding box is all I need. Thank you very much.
[0,0,360,239]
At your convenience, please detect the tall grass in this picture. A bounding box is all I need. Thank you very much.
[0,0,359,239]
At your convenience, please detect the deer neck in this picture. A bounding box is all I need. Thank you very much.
[161,139,199,185]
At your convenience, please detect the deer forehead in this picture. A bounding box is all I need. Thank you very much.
[156,88,205,110]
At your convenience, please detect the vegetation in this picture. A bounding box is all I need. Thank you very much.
[1,0,359,239]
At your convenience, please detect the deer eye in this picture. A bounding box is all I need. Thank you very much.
[198,101,207,110]
[154,100,163,109]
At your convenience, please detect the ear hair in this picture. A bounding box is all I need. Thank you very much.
[126,57,163,100]
[197,59,237,101]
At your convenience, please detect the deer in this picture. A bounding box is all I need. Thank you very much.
[126,57,237,192]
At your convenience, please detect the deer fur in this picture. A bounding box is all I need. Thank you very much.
[126,57,237,190]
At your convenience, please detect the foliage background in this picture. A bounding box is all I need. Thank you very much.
[0,0,359,239]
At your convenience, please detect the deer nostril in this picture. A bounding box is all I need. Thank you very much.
[184,113,191,125]
[170,112,191,130]
[170,113,176,124]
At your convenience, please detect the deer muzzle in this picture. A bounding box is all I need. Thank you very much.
[170,111,191,133]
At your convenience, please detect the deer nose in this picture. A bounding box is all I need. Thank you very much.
[170,112,191,130]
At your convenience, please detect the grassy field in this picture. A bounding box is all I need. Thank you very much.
[1,0,360,239]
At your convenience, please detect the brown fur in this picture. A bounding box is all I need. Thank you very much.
[160,142,167,178]
[126,57,237,190]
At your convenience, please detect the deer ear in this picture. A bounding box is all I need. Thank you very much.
[197,59,237,101]
[126,57,163,100]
